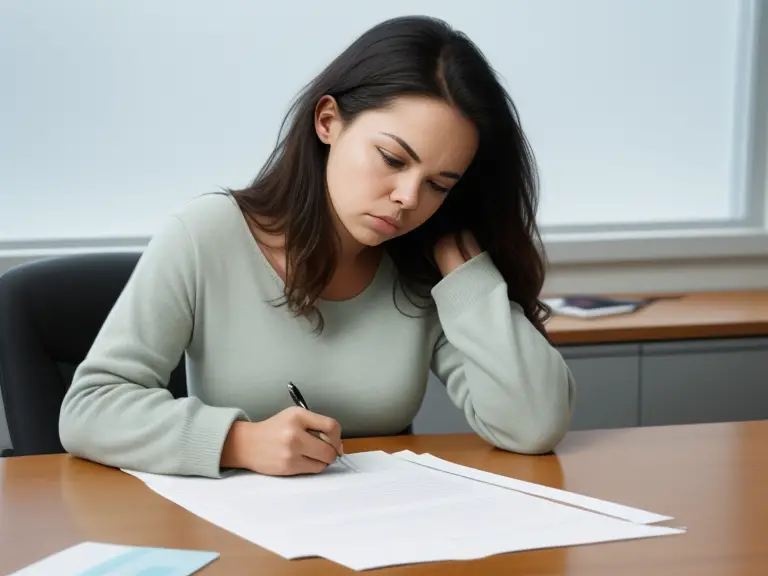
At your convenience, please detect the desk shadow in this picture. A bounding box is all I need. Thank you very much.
[554,427,641,456]
[477,446,567,490]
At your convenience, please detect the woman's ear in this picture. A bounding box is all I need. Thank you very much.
[314,95,342,145]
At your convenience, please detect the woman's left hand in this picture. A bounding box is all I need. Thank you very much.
[434,230,483,276]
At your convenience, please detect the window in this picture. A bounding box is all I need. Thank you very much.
[0,1,764,254]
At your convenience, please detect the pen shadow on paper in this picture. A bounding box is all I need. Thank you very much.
[218,463,355,480]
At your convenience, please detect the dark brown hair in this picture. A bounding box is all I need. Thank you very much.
[231,15,551,336]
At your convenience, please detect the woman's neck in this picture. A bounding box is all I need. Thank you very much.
[247,215,383,301]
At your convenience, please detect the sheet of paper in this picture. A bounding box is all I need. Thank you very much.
[271,471,684,570]
[7,542,218,576]
[392,450,672,524]
[124,451,684,571]
[125,451,496,558]
[320,510,682,571]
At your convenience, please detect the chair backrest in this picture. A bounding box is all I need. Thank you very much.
[0,252,187,456]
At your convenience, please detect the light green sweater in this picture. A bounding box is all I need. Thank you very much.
[59,193,575,478]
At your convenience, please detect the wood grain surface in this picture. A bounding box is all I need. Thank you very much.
[2,421,767,574]
[546,290,768,345]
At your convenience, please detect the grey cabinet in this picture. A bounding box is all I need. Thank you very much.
[411,337,768,436]
[560,344,640,430]
[640,337,768,426]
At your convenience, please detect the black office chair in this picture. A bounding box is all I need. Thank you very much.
[0,253,187,457]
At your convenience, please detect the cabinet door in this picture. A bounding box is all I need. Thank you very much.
[561,344,641,430]
[640,337,768,426]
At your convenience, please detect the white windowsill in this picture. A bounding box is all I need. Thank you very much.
[1,227,767,295]
[543,226,768,265]
[0,239,147,259]
[1,227,768,264]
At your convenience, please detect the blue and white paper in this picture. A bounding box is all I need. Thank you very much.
[9,542,219,576]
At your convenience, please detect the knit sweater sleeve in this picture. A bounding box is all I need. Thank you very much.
[59,215,248,477]
[430,252,575,453]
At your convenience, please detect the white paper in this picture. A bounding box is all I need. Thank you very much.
[393,451,672,524]
[324,517,682,570]
[124,451,684,571]
[276,476,683,570]
[125,452,495,558]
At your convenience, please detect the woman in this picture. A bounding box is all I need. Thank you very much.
[59,15,575,478]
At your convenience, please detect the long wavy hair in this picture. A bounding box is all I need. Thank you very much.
[231,15,551,336]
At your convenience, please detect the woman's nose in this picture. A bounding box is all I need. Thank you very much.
[390,178,420,210]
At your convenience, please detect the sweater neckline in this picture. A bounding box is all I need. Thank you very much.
[227,194,391,308]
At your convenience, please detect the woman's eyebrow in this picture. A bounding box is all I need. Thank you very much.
[381,132,421,162]
[380,132,462,180]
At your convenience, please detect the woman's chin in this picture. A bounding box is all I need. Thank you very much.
[348,221,392,246]
[354,231,387,247]
[342,215,406,247]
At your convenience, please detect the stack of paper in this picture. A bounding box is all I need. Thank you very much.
[124,451,684,571]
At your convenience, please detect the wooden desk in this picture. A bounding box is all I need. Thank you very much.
[2,422,767,575]
[546,290,768,345]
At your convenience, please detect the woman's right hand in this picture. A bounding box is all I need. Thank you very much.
[221,407,343,476]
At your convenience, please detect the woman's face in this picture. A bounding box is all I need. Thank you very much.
[315,95,478,248]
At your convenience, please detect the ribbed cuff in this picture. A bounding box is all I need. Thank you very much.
[179,406,249,478]
[430,252,506,320]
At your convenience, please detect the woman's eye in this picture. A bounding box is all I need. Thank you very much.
[377,148,449,194]
[378,149,405,168]
[429,181,449,194]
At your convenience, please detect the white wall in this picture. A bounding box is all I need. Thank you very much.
[1,0,764,291]
[0,0,757,245]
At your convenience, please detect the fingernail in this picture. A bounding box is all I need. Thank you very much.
[339,442,345,455]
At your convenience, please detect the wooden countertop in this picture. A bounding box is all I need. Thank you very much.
[2,422,767,574]
[545,290,768,345]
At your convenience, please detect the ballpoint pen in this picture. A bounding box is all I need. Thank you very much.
[287,382,359,472]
